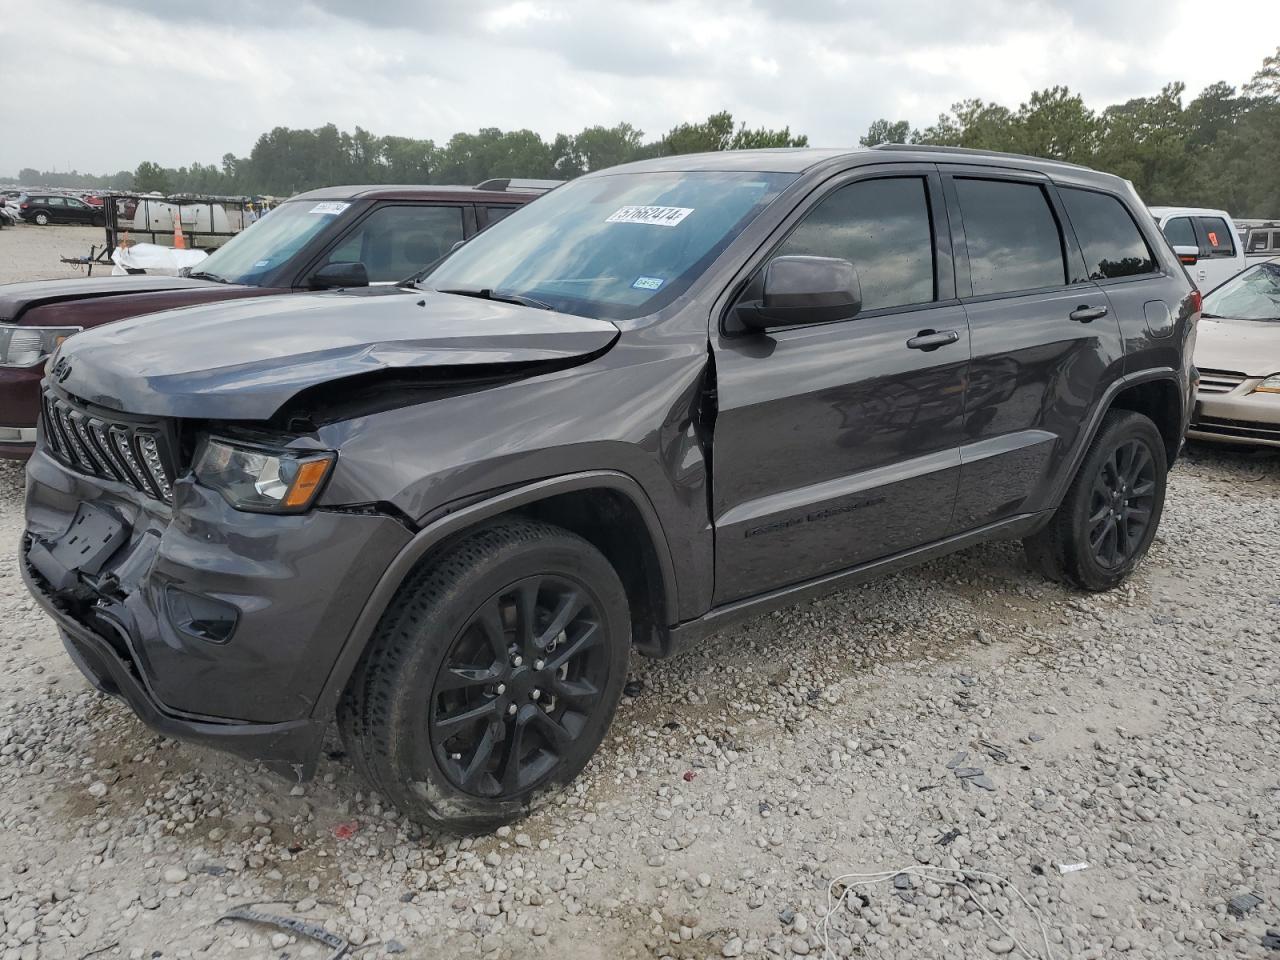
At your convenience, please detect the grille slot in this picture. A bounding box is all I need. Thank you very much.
[40,390,176,502]
[1197,369,1247,395]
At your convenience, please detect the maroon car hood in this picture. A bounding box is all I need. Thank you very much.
[0,275,221,323]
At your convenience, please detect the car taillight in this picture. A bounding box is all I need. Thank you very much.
[19,203,29,209]
[1190,290,1202,315]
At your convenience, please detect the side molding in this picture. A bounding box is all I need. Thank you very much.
[310,470,680,719]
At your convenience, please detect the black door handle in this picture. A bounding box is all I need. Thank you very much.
[1069,305,1108,323]
[906,329,960,351]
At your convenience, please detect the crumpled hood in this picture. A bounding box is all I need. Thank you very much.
[1195,316,1280,378]
[0,275,216,322]
[53,288,620,420]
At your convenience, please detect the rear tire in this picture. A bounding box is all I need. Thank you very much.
[339,519,630,832]
[33,212,49,226]
[1023,409,1167,592]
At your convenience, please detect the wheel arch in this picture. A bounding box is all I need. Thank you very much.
[1048,368,1184,508]
[312,470,680,721]
[1107,376,1184,465]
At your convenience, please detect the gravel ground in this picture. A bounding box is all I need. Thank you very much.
[0,222,111,282]
[1,253,1279,959]
[3,449,1280,960]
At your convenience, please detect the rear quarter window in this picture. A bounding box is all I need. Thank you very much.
[1060,188,1156,280]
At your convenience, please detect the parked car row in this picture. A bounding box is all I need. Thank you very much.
[0,180,553,456]
[12,145,1202,831]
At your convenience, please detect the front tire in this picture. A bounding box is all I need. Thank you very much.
[1024,410,1167,591]
[339,519,630,832]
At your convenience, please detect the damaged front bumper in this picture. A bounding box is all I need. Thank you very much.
[22,448,413,778]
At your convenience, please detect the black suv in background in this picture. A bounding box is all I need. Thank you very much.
[21,146,1197,831]
[18,194,104,226]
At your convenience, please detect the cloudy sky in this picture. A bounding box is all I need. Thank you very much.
[1,0,1277,176]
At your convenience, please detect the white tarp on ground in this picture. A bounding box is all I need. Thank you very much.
[110,243,208,276]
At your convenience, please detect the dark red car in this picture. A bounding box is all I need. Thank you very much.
[0,180,554,458]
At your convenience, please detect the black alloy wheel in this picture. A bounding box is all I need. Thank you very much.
[1087,437,1157,569]
[1023,409,1167,592]
[430,575,608,798]
[338,518,630,831]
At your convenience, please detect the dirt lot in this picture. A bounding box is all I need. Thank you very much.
[1,250,1279,959]
[0,222,110,282]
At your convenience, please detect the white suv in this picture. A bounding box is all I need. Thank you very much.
[1150,206,1246,292]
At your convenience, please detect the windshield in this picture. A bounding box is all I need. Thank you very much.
[1203,261,1280,321]
[421,170,796,320]
[193,199,349,285]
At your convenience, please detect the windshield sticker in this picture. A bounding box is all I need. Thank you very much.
[253,259,271,267]
[308,202,350,215]
[632,276,665,291]
[606,205,694,227]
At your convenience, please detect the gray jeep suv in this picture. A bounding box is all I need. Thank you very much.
[21,146,1197,831]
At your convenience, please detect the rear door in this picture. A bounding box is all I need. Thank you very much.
[943,168,1124,530]
[43,198,66,222]
[1194,214,1242,290]
[1057,185,1174,377]
[711,165,970,604]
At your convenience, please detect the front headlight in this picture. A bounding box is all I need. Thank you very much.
[194,438,335,513]
[0,324,81,368]
[1254,374,1280,395]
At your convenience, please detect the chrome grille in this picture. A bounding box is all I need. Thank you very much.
[40,390,175,502]
[1197,369,1247,395]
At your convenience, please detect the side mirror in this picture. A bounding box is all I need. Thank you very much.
[736,255,862,331]
[310,260,369,290]
[1173,245,1199,266]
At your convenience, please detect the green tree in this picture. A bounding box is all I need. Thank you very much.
[553,123,646,177]
[859,119,911,146]
[1014,87,1097,163]
[133,160,171,193]
[1244,46,1280,98]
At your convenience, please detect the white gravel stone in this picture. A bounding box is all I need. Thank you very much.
[0,329,1274,960]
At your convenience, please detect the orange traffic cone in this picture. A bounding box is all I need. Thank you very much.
[173,208,186,250]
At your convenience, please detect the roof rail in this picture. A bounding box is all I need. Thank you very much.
[870,143,1090,170]
[474,178,562,193]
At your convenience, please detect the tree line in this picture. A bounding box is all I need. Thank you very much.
[4,111,805,198]
[6,47,1278,216]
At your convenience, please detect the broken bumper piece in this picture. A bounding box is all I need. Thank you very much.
[25,561,326,780]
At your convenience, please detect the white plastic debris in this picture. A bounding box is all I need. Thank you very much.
[110,242,208,276]
[1057,862,1090,874]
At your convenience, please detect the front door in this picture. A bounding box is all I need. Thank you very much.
[711,169,969,605]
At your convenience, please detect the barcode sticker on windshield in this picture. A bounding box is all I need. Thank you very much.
[606,205,693,227]
[308,202,350,215]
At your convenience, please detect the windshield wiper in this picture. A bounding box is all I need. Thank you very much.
[438,287,553,311]
[188,270,230,284]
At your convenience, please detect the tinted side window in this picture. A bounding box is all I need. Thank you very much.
[955,178,1065,296]
[46,198,65,207]
[322,205,465,282]
[1060,188,1155,280]
[1161,216,1197,248]
[774,177,934,311]
[484,206,517,227]
[1198,217,1236,257]
[1247,231,1269,253]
